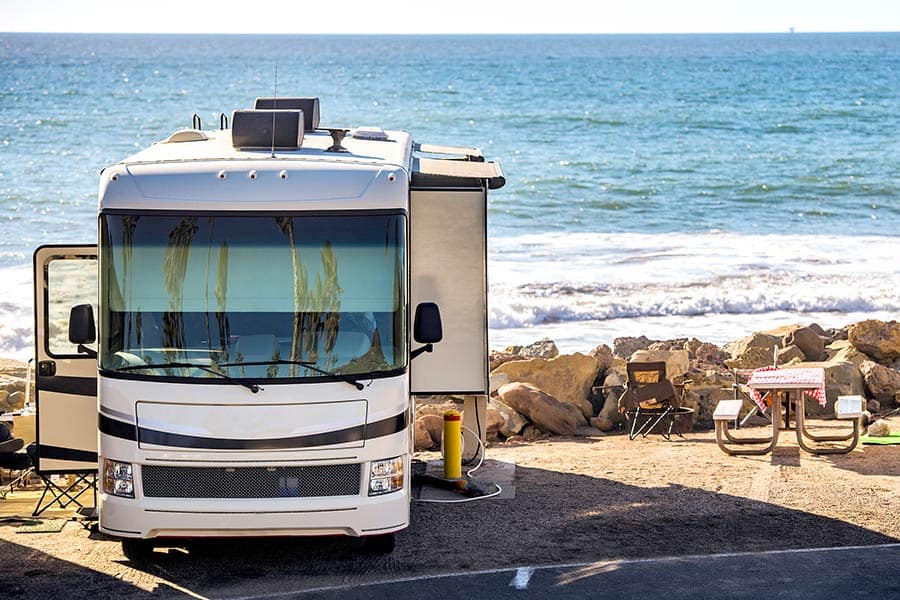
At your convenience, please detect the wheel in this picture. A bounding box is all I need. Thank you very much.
[121,538,155,562]
[362,532,395,554]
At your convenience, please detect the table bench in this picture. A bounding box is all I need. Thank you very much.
[714,398,779,455]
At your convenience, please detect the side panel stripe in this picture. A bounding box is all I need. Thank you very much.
[99,414,138,441]
[39,375,97,397]
[98,411,409,450]
[38,444,98,463]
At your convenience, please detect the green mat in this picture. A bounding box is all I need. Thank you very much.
[15,519,67,533]
[861,433,900,445]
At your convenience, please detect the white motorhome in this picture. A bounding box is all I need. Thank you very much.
[32,97,503,557]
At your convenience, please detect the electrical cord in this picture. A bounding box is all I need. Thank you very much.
[413,425,503,504]
[462,401,484,466]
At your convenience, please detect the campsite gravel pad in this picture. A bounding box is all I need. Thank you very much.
[16,519,67,533]
[1,427,898,599]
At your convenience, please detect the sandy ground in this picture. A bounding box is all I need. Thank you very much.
[1,421,898,599]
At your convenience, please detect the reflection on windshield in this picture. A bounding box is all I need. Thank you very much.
[100,213,406,381]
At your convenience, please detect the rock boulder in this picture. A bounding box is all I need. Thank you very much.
[591,371,625,431]
[7,391,25,411]
[416,397,461,419]
[776,344,806,365]
[784,326,826,361]
[825,340,867,367]
[504,338,559,359]
[489,350,521,372]
[589,416,613,431]
[684,338,703,356]
[648,339,690,352]
[682,369,739,426]
[867,419,892,437]
[588,344,614,374]
[414,418,436,450]
[485,406,505,440]
[859,360,900,406]
[492,353,600,419]
[848,320,900,363]
[693,342,729,368]
[497,382,581,436]
[418,414,444,448]
[489,372,510,394]
[725,347,775,370]
[491,398,528,438]
[725,331,781,370]
[613,336,654,359]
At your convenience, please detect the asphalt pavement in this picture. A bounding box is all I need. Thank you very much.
[226,542,900,600]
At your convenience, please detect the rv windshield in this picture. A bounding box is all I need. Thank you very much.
[99,213,406,382]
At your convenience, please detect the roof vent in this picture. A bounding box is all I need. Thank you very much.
[231,110,304,149]
[164,129,211,143]
[254,97,320,130]
[351,126,389,141]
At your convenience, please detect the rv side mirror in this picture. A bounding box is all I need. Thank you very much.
[68,304,96,345]
[411,303,442,361]
[413,302,443,344]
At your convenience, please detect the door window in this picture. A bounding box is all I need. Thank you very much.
[46,257,98,357]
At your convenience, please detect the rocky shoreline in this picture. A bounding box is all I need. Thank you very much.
[0,358,29,413]
[415,319,900,450]
[2,321,898,449]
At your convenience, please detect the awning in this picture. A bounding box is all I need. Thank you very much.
[412,157,505,190]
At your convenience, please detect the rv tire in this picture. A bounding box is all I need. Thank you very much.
[122,538,155,562]
[363,532,395,554]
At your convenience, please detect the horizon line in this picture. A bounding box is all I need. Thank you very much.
[3,30,899,36]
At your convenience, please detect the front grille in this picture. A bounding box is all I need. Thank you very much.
[141,464,362,499]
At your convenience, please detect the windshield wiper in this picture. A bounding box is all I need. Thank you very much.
[217,360,365,391]
[117,362,263,393]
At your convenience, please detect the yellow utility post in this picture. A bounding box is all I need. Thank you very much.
[443,410,462,480]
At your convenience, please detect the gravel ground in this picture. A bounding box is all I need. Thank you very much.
[2,422,898,599]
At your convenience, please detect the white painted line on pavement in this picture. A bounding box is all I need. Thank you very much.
[510,567,535,589]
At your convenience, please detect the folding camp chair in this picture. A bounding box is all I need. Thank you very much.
[31,470,97,516]
[618,361,693,440]
[0,438,33,499]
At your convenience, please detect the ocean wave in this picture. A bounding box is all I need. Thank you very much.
[489,287,900,329]
[488,231,900,330]
[0,323,33,360]
[764,124,805,134]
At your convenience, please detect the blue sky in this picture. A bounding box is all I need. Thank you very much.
[2,0,898,34]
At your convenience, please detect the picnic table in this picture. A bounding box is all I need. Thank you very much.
[713,367,862,456]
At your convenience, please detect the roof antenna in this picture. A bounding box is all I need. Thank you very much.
[270,64,278,158]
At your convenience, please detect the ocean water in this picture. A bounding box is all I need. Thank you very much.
[1,32,899,358]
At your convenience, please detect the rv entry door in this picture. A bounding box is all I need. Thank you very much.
[33,245,98,473]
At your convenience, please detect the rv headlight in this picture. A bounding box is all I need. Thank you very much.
[368,456,403,496]
[103,459,134,498]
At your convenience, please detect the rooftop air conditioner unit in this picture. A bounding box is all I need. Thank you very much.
[254,97,320,131]
[231,109,304,149]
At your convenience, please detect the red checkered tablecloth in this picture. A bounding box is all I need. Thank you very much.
[747,367,826,411]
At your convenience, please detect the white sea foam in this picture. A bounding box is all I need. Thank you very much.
[487,231,900,349]
[0,264,36,360]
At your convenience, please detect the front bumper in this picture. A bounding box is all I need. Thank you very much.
[99,488,409,539]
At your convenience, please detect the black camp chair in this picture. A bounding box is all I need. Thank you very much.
[618,361,693,440]
[0,437,34,498]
